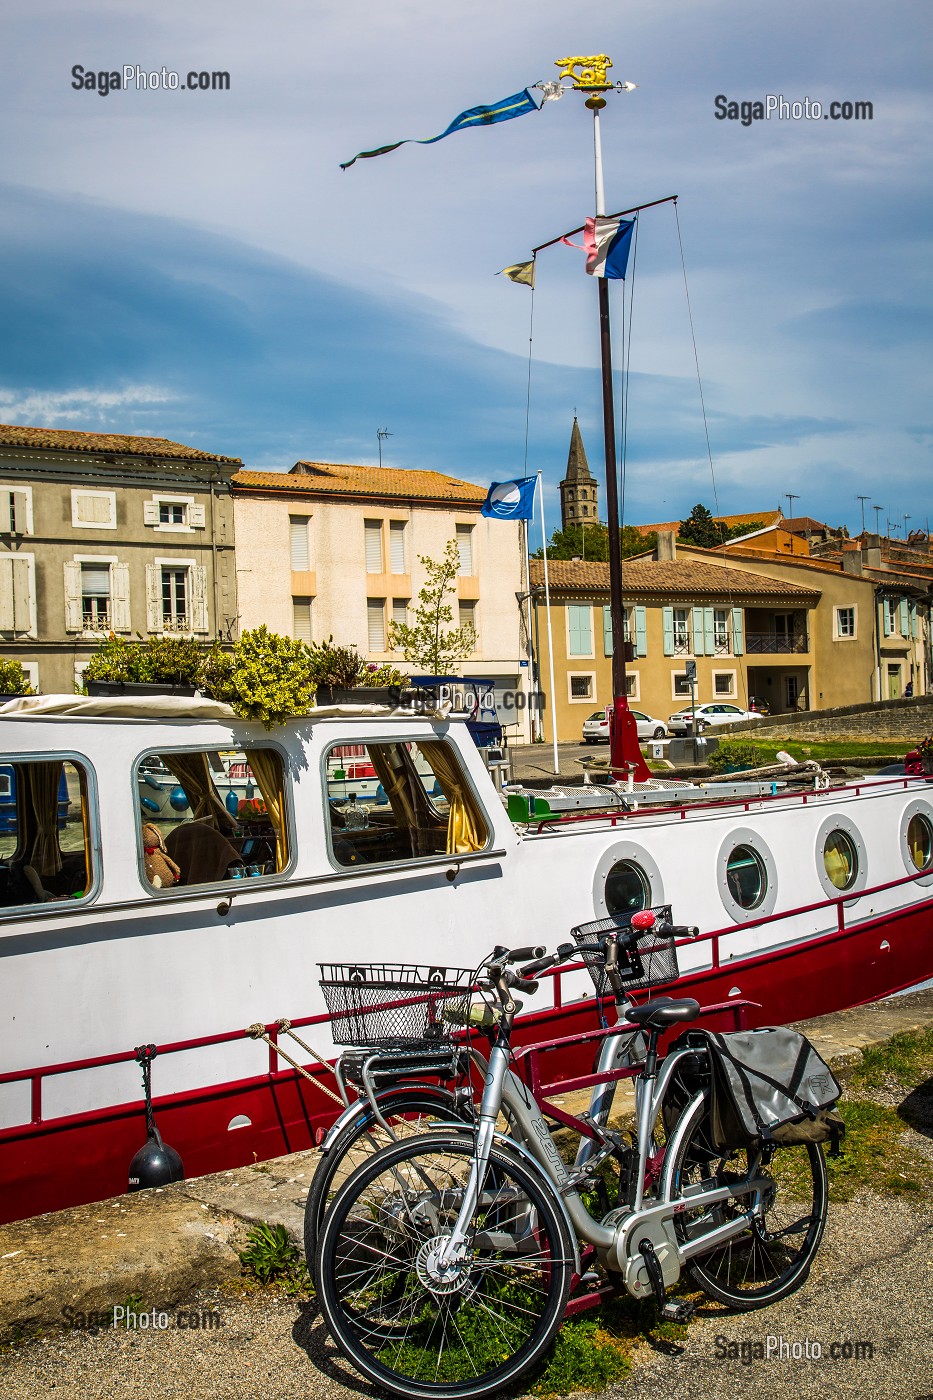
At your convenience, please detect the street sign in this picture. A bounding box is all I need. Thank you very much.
[685,659,697,681]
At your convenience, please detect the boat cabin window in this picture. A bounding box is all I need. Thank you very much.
[604,859,649,917]
[907,813,933,872]
[724,844,766,910]
[0,757,94,909]
[135,747,289,891]
[324,740,489,869]
[822,829,859,891]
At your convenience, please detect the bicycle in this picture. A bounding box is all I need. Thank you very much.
[313,912,830,1400]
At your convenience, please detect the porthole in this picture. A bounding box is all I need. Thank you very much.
[716,828,778,923]
[814,814,868,900]
[899,800,933,888]
[592,841,664,919]
[605,859,650,917]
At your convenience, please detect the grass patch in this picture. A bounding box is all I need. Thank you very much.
[237,1221,312,1297]
[845,1026,933,1094]
[755,739,907,762]
[827,1099,933,1201]
[531,1295,687,1397]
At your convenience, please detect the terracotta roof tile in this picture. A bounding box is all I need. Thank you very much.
[0,422,240,464]
[234,462,487,505]
[632,509,783,537]
[529,557,820,600]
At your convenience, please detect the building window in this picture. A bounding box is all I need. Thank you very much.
[672,608,690,654]
[623,673,638,699]
[65,559,129,633]
[569,674,594,701]
[367,599,386,652]
[290,517,311,571]
[161,503,184,525]
[364,520,384,574]
[0,486,33,535]
[147,562,208,633]
[71,489,116,529]
[884,598,899,635]
[713,671,735,697]
[292,597,312,642]
[836,606,856,639]
[713,608,731,654]
[389,521,407,574]
[391,598,408,630]
[143,496,204,531]
[0,554,36,636]
[459,601,477,652]
[162,568,188,629]
[673,672,692,696]
[81,562,112,630]
[455,524,474,576]
[567,604,593,656]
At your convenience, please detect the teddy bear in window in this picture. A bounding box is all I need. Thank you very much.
[142,823,181,888]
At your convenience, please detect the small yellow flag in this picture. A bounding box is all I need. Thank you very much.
[497,260,535,288]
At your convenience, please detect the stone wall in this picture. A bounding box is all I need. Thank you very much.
[729,696,933,743]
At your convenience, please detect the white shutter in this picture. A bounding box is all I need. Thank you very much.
[367,600,386,652]
[143,501,160,526]
[191,566,209,632]
[364,521,383,573]
[0,489,10,532]
[10,557,32,632]
[74,491,113,525]
[290,517,310,571]
[146,564,162,632]
[389,521,406,573]
[456,525,473,575]
[110,562,131,631]
[11,490,29,533]
[63,561,83,632]
[292,598,312,642]
[189,503,206,528]
[0,558,13,630]
[391,598,408,627]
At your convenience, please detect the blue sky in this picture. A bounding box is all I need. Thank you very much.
[2,0,931,539]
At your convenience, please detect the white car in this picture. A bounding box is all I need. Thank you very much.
[582,709,669,744]
[667,702,760,735]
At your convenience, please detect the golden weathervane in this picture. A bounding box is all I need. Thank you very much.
[554,55,614,92]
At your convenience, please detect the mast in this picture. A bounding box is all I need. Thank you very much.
[561,56,651,781]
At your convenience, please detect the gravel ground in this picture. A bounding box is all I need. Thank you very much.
[3,1191,930,1400]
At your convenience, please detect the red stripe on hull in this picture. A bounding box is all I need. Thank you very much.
[2,902,931,1225]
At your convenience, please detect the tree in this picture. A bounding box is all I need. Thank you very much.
[531,522,656,561]
[678,504,723,548]
[388,540,476,672]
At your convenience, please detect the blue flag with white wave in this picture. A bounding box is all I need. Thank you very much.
[481,478,537,521]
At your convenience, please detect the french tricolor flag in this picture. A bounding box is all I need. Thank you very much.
[584,215,635,279]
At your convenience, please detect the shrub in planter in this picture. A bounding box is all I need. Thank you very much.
[84,634,152,685]
[206,625,316,728]
[143,635,205,687]
[0,657,33,696]
[707,740,764,773]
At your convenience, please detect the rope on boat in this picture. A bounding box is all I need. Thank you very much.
[246,1021,344,1105]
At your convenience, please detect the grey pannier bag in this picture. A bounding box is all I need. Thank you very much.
[672,1026,845,1155]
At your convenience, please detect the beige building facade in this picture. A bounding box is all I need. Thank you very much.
[233,461,532,739]
[0,425,240,695]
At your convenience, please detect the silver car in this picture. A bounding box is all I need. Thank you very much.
[582,709,669,743]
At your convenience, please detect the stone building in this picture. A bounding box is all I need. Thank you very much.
[558,418,599,530]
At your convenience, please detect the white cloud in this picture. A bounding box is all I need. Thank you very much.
[0,384,175,425]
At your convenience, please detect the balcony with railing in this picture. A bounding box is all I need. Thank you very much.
[745,631,809,654]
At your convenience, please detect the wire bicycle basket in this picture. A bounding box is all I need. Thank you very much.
[570,904,679,998]
[318,963,475,1048]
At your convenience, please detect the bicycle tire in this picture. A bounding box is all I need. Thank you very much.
[304,1086,469,1272]
[315,1129,574,1400]
[670,1093,828,1308]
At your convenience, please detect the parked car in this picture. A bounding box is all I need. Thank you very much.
[582,709,669,744]
[747,696,771,715]
[667,702,761,735]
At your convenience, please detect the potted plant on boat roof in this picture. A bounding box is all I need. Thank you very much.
[84,633,202,696]
[309,638,407,706]
[201,625,317,728]
[0,656,34,700]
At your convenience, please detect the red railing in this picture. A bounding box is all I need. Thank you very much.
[1,863,930,1136]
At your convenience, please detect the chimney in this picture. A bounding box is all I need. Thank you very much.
[656,530,677,561]
[841,548,863,577]
[862,544,881,570]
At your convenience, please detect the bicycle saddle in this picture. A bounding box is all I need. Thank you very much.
[625,996,701,1030]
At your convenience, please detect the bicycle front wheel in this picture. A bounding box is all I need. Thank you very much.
[304,1087,469,1270]
[671,1095,828,1309]
[315,1130,574,1400]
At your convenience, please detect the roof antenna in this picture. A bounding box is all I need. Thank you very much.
[377,427,392,468]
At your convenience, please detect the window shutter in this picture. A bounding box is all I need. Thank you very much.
[290,517,310,571]
[292,598,312,642]
[364,521,383,573]
[899,599,909,636]
[731,606,744,656]
[191,566,209,632]
[911,602,919,639]
[189,503,206,528]
[568,605,591,656]
[662,606,674,656]
[143,501,160,526]
[11,490,29,533]
[883,601,893,637]
[111,563,131,631]
[146,564,162,631]
[392,598,408,627]
[0,489,10,532]
[367,600,386,652]
[389,521,406,574]
[75,492,113,525]
[63,561,83,632]
[704,607,715,654]
[456,525,473,576]
[602,605,613,656]
[634,606,647,657]
[9,557,32,632]
[0,558,14,630]
[692,607,705,656]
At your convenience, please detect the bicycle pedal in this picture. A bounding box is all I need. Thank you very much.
[660,1299,695,1324]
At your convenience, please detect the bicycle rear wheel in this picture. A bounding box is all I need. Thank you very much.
[671,1095,828,1308]
[304,1087,469,1270]
[315,1130,574,1400]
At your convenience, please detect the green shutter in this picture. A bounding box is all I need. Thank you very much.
[662,606,674,656]
[603,605,613,656]
[635,605,647,658]
[568,604,592,656]
[731,607,744,656]
[704,607,715,654]
[692,607,705,656]
[899,599,910,636]
[883,601,893,637]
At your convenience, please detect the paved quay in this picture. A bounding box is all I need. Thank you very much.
[1,987,931,1398]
